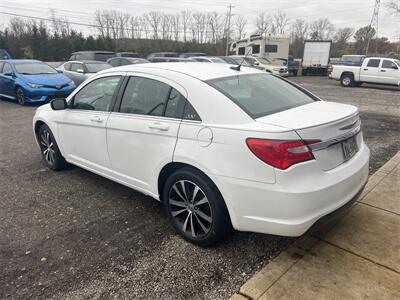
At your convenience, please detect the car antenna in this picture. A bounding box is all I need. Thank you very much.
[230,42,255,71]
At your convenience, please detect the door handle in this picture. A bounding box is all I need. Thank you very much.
[148,122,169,131]
[89,116,104,123]
[381,70,386,72]
[363,68,368,71]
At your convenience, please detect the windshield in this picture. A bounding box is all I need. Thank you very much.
[231,57,251,66]
[207,74,315,118]
[85,63,111,73]
[210,57,226,63]
[257,58,272,65]
[15,63,57,75]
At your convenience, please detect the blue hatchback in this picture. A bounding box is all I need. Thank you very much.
[0,60,76,105]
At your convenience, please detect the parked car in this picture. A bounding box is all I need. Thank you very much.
[107,57,150,67]
[0,59,75,105]
[191,56,227,63]
[274,55,299,76]
[147,52,178,61]
[58,60,112,86]
[231,55,289,76]
[33,63,369,246]
[0,49,12,60]
[330,57,400,87]
[116,52,139,58]
[179,52,206,58]
[68,51,116,62]
[150,57,194,63]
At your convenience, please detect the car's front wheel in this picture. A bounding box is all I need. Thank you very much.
[15,87,27,105]
[38,124,67,170]
[163,167,232,246]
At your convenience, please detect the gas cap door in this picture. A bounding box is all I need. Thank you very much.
[197,127,213,147]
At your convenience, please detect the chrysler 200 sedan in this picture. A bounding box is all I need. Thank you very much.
[33,63,369,246]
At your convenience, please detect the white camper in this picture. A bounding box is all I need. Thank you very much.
[230,35,290,61]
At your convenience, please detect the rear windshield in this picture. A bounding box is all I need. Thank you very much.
[94,53,116,61]
[85,63,111,73]
[207,74,316,118]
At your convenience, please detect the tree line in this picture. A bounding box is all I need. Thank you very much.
[0,6,399,61]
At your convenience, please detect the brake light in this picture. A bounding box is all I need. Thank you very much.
[246,138,320,170]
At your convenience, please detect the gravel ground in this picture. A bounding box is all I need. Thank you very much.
[0,76,399,299]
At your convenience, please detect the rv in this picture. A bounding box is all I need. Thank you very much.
[230,35,290,62]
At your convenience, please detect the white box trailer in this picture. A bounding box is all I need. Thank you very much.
[302,40,332,75]
[230,35,290,61]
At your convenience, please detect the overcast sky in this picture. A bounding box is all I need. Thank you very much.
[0,0,399,40]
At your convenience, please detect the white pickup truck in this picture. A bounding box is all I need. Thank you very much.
[330,57,400,87]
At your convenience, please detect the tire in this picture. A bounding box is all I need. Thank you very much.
[163,167,232,246]
[16,87,27,106]
[340,74,354,87]
[38,124,67,170]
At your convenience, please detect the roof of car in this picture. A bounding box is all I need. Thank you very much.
[1,59,42,64]
[66,60,109,64]
[101,62,263,80]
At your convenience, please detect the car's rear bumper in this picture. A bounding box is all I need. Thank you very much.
[216,143,369,237]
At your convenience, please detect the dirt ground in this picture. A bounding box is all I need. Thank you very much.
[0,76,398,299]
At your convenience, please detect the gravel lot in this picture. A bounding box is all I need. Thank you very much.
[0,76,399,299]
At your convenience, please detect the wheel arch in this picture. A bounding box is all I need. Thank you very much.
[340,71,355,79]
[157,161,235,228]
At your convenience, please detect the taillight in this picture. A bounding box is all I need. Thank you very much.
[246,138,320,170]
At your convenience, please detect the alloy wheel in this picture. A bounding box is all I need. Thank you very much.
[40,129,56,165]
[342,77,351,86]
[16,88,26,105]
[168,180,212,238]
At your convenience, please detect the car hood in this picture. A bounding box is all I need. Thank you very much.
[20,73,72,86]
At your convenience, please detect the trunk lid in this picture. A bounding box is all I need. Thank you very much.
[256,101,362,170]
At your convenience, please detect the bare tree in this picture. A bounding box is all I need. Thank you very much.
[181,10,191,42]
[309,18,334,40]
[234,15,247,39]
[49,9,71,35]
[171,14,180,41]
[145,11,162,39]
[255,13,272,36]
[386,1,400,16]
[208,12,224,43]
[334,27,354,44]
[271,11,288,35]
[290,19,309,41]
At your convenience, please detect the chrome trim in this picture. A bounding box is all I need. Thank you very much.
[339,119,359,131]
[309,125,361,151]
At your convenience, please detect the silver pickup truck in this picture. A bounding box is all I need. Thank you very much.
[330,57,400,87]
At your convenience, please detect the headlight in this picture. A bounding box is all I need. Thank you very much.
[27,83,44,88]
[273,68,281,71]
[67,81,75,86]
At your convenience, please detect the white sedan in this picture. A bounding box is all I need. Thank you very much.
[33,63,369,246]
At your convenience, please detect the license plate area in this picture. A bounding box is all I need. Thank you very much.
[342,135,359,161]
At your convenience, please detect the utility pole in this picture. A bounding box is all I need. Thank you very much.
[366,0,381,56]
[225,4,234,56]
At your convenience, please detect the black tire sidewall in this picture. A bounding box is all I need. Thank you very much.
[163,167,231,246]
[38,124,66,170]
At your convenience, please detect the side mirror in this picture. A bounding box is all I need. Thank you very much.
[4,72,14,77]
[50,98,68,110]
[392,65,398,70]
[76,69,84,73]
[253,62,260,66]
[57,69,63,73]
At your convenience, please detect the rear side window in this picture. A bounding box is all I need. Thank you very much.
[63,63,72,71]
[207,74,315,118]
[367,59,380,68]
[71,63,83,72]
[120,77,170,116]
[382,60,396,69]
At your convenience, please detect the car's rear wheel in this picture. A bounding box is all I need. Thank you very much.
[38,124,67,170]
[16,87,27,105]
[163,167,232,246]
[340,74,354,87]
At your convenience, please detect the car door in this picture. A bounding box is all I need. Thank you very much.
[56,75,123,175]
[106,74,187,195]
[360,58,381,83]
[1,63,16,98]
[380,60,400,85]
